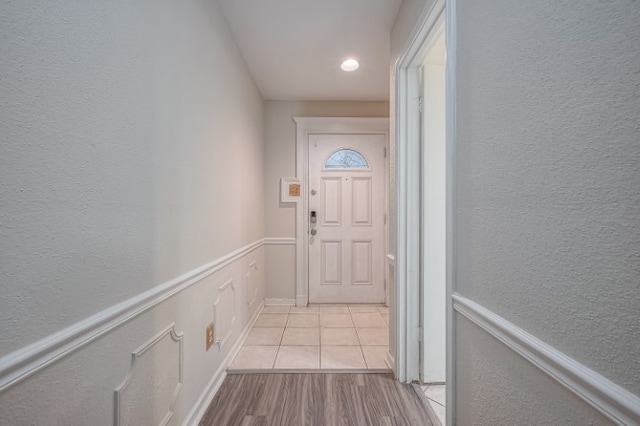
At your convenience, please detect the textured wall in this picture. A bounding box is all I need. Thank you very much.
[455,0,640,416]
[0,0,264,355]
[456,317,614,425]
[263,101,388,300]
[0,0,265,423]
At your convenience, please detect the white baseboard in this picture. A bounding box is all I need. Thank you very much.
[453,293,640,425]
[296,295,308,307]
[264,298,295,306]
[183,301,265,426]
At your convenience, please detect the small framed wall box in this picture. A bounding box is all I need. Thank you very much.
[280,177,301,203]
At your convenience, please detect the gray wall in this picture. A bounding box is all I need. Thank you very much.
[456,317,613,425]
[0,0,265,423]
[454,0,640,423]
[263,101,388,300]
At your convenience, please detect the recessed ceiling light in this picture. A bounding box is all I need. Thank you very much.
[341,58,359,72]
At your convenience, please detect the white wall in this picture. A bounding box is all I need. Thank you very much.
[454,0,640,423]
[0,0,265,424]
[263,101,388,300]
[421,32,446,383]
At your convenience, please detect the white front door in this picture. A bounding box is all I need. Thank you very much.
[308,133,386,304]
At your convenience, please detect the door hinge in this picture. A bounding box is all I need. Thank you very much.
[384,147,387,158]
[418,327,423,342]
[419,96,424,113]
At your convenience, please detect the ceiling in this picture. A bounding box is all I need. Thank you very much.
[217,0,403,101]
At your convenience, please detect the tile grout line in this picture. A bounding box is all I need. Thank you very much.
[427,397,445,408]
[351,310,369,369]
[273,312,290,369]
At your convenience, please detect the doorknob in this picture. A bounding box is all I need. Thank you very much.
[310,211,317,224]
[310,229,317,236]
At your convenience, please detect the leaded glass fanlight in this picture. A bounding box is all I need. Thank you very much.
[325,149,369,169]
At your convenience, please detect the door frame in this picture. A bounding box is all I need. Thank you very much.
[293,117,390,307]
[394,0,456,423]
[419,22,446,384]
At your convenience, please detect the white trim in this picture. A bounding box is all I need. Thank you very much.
[246,261,259,307]
[296,295,308,307]
[264,298,296,306]
[386,254,395,308]
[0,238,264,393]
[394,0,447,384]
[263,237,296,245]
[114,323,184,426]
[213,279,237,349]
[453,294,640,425]
[183,301,265,426]
[445,2,458,424]
[293,117,390,307]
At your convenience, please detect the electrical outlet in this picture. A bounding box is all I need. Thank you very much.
[206,323,214,351]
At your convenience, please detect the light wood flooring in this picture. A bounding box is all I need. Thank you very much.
[199,373,435,426]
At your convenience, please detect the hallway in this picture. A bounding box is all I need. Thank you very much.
[1,0,639,424]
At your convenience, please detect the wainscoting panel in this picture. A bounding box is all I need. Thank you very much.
[246,261,259,308]
[114,324,183,426]
[264,239,296,305]
[213,280,237,350]
[453,293,640,425]
[0,241,266,426]
[0,239,263,393]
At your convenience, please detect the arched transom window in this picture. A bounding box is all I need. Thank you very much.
[324,148,369,169]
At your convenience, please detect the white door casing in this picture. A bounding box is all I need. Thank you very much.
[394,0,454,423]
[308,134,386,304]
[293,117,389,308]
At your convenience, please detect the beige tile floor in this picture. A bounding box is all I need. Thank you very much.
[230,304,390,371]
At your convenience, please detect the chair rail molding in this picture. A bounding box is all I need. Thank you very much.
[453,293,640,425]
[0,238,265,393]
[263,237,296,245]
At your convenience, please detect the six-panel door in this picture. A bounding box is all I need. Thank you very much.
[308,133,385,303]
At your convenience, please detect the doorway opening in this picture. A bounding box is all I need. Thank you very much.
[395,0,454,424]
[229,117,391,372]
